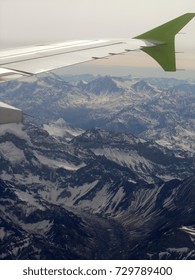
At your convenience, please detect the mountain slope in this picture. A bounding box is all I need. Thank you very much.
[0,123,194,259]
[1,74,194,154]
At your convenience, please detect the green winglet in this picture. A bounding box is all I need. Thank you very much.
[134,13,195,71]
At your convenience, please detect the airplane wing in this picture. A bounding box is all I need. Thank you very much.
[0,39,141,82]
[0,13,194,84]
[0,13,194,124]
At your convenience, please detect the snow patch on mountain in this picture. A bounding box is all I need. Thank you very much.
[0,142,26,164]
[22,220,53,235]
[106,187,126,214]
[15,189,45,210]
[180,226,195,237]
[73,183,113,213]
[35,152,85,171]
[129,186,161,217]
[60,180,99,207]
[43,118,83,139]
[154,125,195,155]
[92,148,154,174]
[0,123,30,142]
[0,228,6,241]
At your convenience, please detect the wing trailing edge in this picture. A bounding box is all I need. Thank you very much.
[134,13,195,71]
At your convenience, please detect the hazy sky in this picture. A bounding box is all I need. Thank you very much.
[0,0,195,77]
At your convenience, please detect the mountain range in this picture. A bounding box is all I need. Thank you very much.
[0,73,194,259]
[1,73,194,154]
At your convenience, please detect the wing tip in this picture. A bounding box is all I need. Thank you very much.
[134,13,195,72]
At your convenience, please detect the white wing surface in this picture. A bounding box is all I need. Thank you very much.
[0,39,142,83]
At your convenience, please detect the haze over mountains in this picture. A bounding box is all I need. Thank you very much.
[1,73,194,154]
[0,73,194,259]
